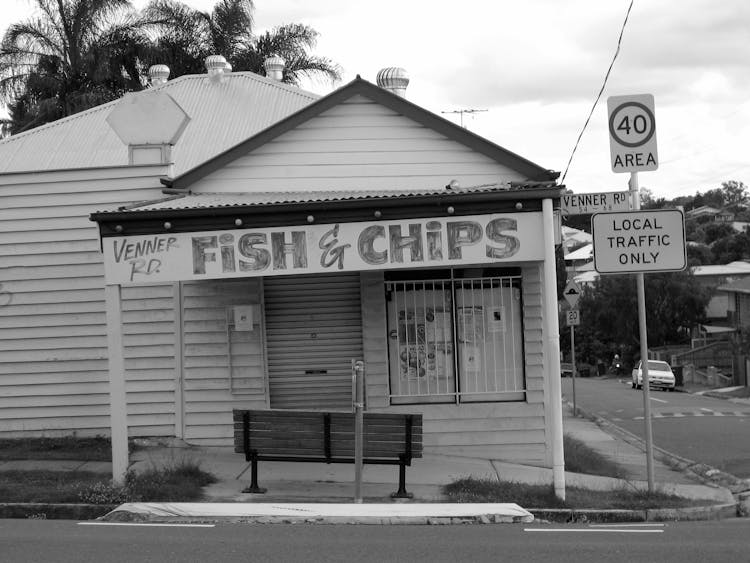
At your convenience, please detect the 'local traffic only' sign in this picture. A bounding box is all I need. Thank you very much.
[592,209,686,274]
[607,94,658,173]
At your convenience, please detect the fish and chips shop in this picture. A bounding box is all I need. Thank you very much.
[0,63,567,492]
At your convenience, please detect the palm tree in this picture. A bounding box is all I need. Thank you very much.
[0,0,151,134]
[143,0,341,86]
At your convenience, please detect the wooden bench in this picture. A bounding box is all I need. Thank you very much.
[232,409,423,498]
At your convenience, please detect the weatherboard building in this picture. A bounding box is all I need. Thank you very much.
[0,59,567,486]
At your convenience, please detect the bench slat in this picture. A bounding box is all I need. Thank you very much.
[232,409,423,460]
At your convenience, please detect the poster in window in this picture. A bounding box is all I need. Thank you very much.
[488,307,506,333]
[397,308,453,381]
[462,345,482,374]
[457,306,485,343]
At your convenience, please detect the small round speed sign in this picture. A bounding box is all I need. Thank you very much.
[607,94,658,173]
[608,101,656,148]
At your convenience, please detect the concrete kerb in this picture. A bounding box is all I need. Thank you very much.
[568,401,748,520]
[573,402,749,494]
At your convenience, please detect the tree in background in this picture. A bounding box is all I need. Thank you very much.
[0,0,341,135]
[721,180,748,209]
[143,0,341,86]
[0,0,151,134]
[572,271,710,370]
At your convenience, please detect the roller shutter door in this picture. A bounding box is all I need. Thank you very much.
[264,273,363,410]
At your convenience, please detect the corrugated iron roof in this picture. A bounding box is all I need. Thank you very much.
[692,261,750,277]
[717,276,750,294]
[0,72,318,175]
[95,183,526,213]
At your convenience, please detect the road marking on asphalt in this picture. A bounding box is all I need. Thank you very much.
[524,529,663,533]
[650,397,668,403]
[78,522,215,528]
[589,523,665,527]
[635,410,750,419]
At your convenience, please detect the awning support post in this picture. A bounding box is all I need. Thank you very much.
[105,284,129,485]
[543,198,566,500]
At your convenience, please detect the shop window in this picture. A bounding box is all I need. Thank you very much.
[385,270,525,404]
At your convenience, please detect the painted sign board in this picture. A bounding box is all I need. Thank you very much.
[102,212,546,284]
[607,94,658,173]
[561,191,630,215]
[592,209,686,274]
[566,310,580,326]
[563,280,582,309]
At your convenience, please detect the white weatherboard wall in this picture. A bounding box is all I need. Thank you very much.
[181,278,266,445]
[188,95,528,193]
[360,264,548,466]
[0,166,173,437]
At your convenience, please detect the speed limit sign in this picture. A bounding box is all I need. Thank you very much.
[566,310,580,326]
[607,94,658,173]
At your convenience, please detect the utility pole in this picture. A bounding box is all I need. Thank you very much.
[441,108,487,128]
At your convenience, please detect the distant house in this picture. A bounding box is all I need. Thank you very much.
[693,261,750,322]
[716,210,736,223]
[685,206,723,220]
[561,225,592,248]
[685,205,736,223]
[561,226,595,283]
[716,277,750,330]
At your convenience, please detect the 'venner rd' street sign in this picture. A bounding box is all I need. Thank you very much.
[561,191,631,215]
[592,209,686,274]
[607,94,658,173]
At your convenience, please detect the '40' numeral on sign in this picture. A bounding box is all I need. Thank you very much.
[617,114,648,135]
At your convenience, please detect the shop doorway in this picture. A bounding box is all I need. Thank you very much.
[264,273,364,410]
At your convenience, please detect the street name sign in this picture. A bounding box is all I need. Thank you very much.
[561,191,631,215]
[607,94,658,173]
[592,209,686,274]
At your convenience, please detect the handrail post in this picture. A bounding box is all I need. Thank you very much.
[353,360,365,503]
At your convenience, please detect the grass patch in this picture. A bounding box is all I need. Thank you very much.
[0,470,112,503]
[0,459,216,504]
[563,433,628,479]
[124,459,217,502]
[442,477,711,509]
[0,436,112,461]
[442,434,711,509]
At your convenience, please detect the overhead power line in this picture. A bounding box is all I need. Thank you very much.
[561,0,634,184]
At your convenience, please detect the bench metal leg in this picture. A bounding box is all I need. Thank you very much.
[390,458,413,499]
[241,454,267,494]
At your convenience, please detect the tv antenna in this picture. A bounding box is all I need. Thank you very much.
[441,108,488,128]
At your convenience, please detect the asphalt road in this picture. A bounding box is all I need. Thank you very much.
[562,376,750,478]
[1,519,748,563]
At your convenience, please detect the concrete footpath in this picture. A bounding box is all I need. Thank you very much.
[2,392,746,524]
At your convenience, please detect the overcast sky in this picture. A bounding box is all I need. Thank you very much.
[2,0,748,200]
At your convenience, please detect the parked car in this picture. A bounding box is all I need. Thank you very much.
[561,362,573,377]
[631,360,676,391]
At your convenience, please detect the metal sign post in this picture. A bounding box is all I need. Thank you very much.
[630,173,655,492]
[564,282,582,417]
[352,360,365,503]
[570,324,577,417]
